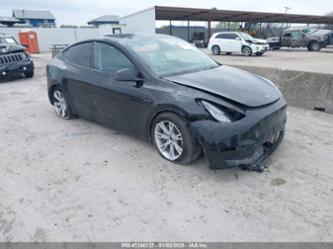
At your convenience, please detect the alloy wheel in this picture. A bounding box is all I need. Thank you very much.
[243,47,251,56]
[154,120,184,161]
[311,42,320,51]
[53,90,68,118]
[212,46,220,55]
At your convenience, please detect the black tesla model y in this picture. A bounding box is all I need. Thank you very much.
[47,34,287,171]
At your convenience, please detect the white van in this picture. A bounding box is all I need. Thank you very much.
[208,32,269,56]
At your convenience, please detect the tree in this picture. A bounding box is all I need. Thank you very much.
[216,22,239,31]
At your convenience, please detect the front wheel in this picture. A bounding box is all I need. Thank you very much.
[25,70,34,78]
[308,41,321,51]
[52,87,73,119]
[242,46,252,56]
[152,112,201,165]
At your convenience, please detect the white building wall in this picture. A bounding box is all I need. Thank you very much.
[98,24,125,36]
[0,6,157,52]
[119,7,156,34]
[0,27,99,52]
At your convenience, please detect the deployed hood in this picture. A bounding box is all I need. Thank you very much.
[254,38,268,44]
[165,65,281,108]
[0,44,25,55]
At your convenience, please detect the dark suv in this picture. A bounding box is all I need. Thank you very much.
[0,34,34,80]
[268,27,333,51]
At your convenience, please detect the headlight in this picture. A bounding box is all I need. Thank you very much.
[21,52,29,60]
[201,100,232,123]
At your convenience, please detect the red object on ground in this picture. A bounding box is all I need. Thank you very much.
[19,31,40,54]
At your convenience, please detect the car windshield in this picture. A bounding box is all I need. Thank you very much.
[119,35,218,77]
[303,27,317,33]
[239,32,255,41]
[0,37,17,45]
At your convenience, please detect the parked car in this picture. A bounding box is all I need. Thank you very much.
[47,34,287,172]
[208,32,269,56]
[0,34,34,80]
[267,27,333,51]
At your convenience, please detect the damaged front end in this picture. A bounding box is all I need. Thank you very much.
[0,44,34,80]
[190,98,287,172]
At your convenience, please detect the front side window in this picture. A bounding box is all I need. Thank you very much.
[291,31,303,39]
[119,35,218,77]
[94,42,134,74]
[228,34,239,40]
[64,42,92,68]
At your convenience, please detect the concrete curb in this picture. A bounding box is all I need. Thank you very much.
[233,65,333,114]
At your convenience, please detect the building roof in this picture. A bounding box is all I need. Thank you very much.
[154,6,333,24]
[12,9,55,20]
[0,16,22,24]
[87,15,119,25]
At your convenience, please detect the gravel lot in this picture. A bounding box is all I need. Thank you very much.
[0,54,332,242]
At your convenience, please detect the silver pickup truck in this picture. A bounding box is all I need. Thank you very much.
[267,27,333,51]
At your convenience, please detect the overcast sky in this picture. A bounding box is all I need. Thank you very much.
[0,0,332,25]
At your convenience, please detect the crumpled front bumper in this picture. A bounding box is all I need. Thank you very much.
[190,98,287,171]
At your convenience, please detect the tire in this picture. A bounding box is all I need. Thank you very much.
[308,41,321,51]
[255,52,263,56]
[52,87,73,119]
[152,112,201,165]
[242,46,252,56]
[272,47,280,50]
[211,45,221,55]
[25,70,34,78]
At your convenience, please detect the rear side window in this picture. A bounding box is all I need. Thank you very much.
[93,42,134,74]
[216,33,228,39]
[216,33,238,39]
[64,42,92,68]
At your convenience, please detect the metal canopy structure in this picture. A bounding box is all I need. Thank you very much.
[155,6,333,24]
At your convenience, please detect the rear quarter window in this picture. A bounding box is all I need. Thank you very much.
[64,42,92,68]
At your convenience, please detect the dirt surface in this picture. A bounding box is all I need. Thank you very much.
[0,54,332,241]
[203,47,333,74]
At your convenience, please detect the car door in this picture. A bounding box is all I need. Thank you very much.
[227,33,243,52]
[215,33,229,52]
[62,42,99,121]
[281,32,292,47]
[290,31,306,47]
[91,41,153,138]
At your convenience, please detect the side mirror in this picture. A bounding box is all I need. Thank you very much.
[114,68,136,81]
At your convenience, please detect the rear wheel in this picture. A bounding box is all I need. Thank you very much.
[242,46,252,56]
[52,87,73,119]
[152,112,201,165]
[211,45,221,55]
